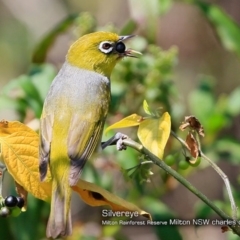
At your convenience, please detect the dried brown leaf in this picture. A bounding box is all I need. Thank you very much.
[180,116,205,137]
[72,180,151,220]
[221,226,230,233]
[186,132,199,158]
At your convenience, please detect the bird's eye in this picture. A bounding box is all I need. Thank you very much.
[102,43,112,49]
[99,41,114,54]
[115,42,126,53]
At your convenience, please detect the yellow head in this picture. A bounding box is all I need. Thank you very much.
[67,31,140,78]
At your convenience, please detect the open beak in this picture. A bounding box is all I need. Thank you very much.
[118,35,142,58]
[119,35,136,41]
[124,49,142,58]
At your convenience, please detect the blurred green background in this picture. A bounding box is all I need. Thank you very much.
[0,0,240,239]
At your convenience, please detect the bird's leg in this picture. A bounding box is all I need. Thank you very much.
[101,132,128,151]
[0,163,6,197]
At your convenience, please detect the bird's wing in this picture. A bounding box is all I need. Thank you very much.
[67,113,105,186]
[39,114,54,181]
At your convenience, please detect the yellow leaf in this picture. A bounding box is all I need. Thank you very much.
[137,112,171,159]
[72,180,151,219]
[0,120,51,202]
[0,120,151,219]
[104,114,143,134]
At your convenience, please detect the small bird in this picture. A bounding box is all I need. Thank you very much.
[39,31,140,238]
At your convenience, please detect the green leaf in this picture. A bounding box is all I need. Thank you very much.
[188,78,215,126]
[120,19,138,35]
[158,0,173,15]
[197,2,240,57]
[226,87,240,116]
[195,202,213,219]
[142,197,183,240]
[3,74,44,118]
[0,97,19,111]
[0,64,56,119]
[18,76,43,118]
[118,147,139,169]
[30,64,56,101]
[143,100,152,115]
[32,14,78,63]
[214,138,240,164]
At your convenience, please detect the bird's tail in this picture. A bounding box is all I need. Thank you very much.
[46,179,72,238]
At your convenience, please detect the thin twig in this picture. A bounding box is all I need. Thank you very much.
[171,130,238,220]
[201,152,238,220]
[121,137,240,236]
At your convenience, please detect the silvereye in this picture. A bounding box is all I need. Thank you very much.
[39,31,140,238]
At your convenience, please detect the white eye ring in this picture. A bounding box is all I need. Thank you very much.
[99,41,114,54]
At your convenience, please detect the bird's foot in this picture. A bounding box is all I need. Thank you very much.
[101,132,128,151]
